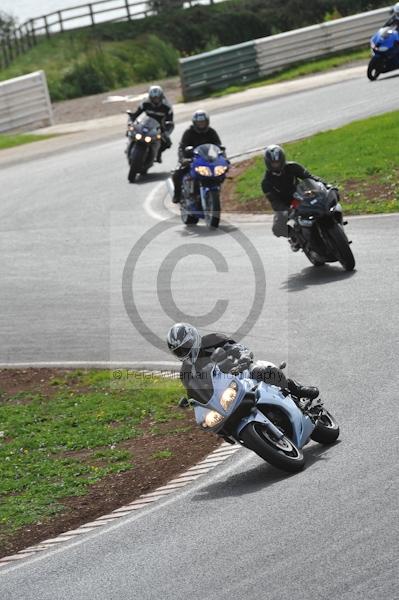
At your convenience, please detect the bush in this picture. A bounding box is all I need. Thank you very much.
[61,49,127,97]
[54,35,178,100]
[94,0,390,54]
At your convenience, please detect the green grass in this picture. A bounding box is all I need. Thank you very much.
[233,110,399,215]
[0,371,183,535]
[0,33,178,101]
[210,48,369,98]
[0,133,56,150]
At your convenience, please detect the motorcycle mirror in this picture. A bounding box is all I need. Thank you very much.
[184,146,194,158]
[211,347,227,363]
[279,361,287,370]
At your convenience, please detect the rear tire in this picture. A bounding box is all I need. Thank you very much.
[128,145,147,183]
[311,410,340,444]
[325,223,355,271]
[204,189,220,229]
[367,57,381,81]
[240,422,305,473]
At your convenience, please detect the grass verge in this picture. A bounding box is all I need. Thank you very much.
[0,368,218,556]
[0,133,56,150]
[224,110,399,215]
[211,48,369,98]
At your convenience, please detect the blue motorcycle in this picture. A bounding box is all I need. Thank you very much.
[180,348,339,473]
[368,26,399,80]
[180,143,229,229]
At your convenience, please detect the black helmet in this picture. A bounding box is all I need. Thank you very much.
[192,109,209,133]
[148,85,164,106]
[264,144,286,175]
[167,323,201,362]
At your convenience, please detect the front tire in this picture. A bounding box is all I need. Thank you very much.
[204,189,221,229]
[311,410,340,444]
[303,245,325,267]
[240,422,305,473]
[324,223,355,271]
[128,145,147,183]
[180,199,199,226]
[367,57,381,81]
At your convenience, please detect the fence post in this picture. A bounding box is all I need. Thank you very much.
[89,4,95,27]
[13,30,21,56]
[1,39,10,68]
[30,20,37,46]
[44,15,50,38]
[25,23,33,48]
[58,11,64,33]
[125,0,131,20]
[6,37,13,62]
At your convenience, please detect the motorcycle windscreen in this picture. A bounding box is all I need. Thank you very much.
[296,178,329,215]
[296,178,326,197]
[379,26,396,39]
[135,115,160,134]
[193,143,221,163]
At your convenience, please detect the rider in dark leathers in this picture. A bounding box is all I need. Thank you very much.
[384,3,399,28]
[261,144,325,250]
[127,85,174,163]
[167,323,319,405]
[171,110,223,203]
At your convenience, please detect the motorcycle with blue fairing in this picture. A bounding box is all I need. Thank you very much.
[368,26,399,80]
[180,143,229,229]
[179,348,339,473]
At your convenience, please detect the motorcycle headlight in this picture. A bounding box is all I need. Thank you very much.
[214,165,227,176]
[202,410,224,429]
[195,166,212,177]
[135,133,142,140]
[144,136,152,143]
[220,382,238,411]
[156,134,161,140]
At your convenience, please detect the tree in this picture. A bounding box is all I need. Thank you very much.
[148,0,185,15]
[0,10,17,40]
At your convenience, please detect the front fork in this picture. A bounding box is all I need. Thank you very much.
[199,185,219,213]
[236,410,285,441]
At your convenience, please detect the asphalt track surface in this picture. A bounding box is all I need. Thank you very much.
[1,69,398,599]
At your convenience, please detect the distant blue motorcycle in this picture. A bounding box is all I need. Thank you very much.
[180,143,229,229]
[368,26,399,80]
[181,348,339,473]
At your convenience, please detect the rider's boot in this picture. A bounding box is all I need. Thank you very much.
[288,237,300,252]
[287,378,319,400]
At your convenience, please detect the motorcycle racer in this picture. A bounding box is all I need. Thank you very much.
[167,323,319,404]
[127,85,174,163]
[261,144,327,251]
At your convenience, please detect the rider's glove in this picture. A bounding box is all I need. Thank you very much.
[230,355,253,375]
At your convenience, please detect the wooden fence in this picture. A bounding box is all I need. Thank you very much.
[0,0,216,70]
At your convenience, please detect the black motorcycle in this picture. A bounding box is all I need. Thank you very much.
[126,114,162,183]
[289,179,355,271]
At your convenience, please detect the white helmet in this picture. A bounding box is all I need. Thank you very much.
[393,2,399,16]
